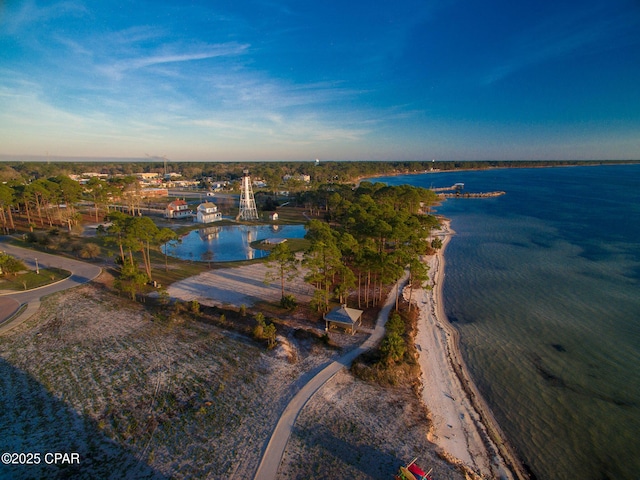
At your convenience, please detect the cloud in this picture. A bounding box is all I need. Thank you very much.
[1,0,87,35]
[186,107,370,146]
[98,43,250,80]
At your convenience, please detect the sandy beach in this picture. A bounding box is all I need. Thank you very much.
[410,221,527,480]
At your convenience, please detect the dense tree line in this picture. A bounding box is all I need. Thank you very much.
[288,182,440,313]
[0,175,85,233]
[0,174,155,234]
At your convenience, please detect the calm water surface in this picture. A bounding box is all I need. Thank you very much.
[375,165,640,480]
[163,224,306,262]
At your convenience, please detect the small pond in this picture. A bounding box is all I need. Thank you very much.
[162,224,307,262]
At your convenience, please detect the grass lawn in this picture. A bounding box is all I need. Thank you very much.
[0,267,70,291]
[272,206,309,223]
[250,237,310,254]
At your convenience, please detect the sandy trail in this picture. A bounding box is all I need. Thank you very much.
[410,222,522,479]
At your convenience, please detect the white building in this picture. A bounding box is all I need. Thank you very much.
[195,202,222,223]
[164,200,192,219]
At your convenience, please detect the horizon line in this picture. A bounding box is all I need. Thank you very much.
[1,155,639,164]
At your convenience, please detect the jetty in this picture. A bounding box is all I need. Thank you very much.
[430,184,506,198]
[430,183,465,192]
[439,191,505,199]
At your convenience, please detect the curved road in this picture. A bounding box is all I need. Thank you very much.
[0,238,102,335]
[253,273,409,480]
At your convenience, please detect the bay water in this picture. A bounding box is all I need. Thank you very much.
[375,164,640,480]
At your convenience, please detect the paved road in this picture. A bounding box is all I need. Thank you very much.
[0,238,102,334]
[0,297,21,322]
[253,273,409,480]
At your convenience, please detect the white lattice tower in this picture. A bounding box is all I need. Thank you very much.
[238,169,258,220]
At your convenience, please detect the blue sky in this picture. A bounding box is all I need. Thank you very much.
[1,0,639,161]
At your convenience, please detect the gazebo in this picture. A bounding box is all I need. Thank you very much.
[324,304,364,335]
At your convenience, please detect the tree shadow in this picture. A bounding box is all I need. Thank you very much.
[0,358,168,480]
[290,424,401,479]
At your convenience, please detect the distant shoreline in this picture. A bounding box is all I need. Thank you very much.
[354,160,640,187]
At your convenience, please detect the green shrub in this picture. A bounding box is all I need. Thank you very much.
[280,294,297,310]
[0,253,26,278]
[386,311,405,336]
[190,300,200,315]
[380,332,406,364]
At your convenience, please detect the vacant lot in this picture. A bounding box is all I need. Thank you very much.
[279,371,465,480]
[0,280,463,479]
[0,283,331,479]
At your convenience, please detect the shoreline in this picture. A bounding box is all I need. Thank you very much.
[410,221,529,480]
[354,161,633,189]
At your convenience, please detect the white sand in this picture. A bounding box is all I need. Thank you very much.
[409,222,522,479]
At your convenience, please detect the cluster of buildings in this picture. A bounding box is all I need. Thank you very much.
[164,200,223,224]
[69,170,308,194]
[69,171,200,188]
[68,169,283,224]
